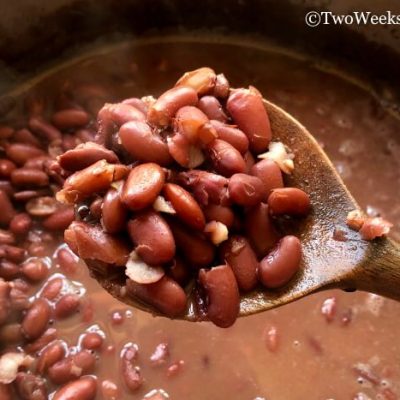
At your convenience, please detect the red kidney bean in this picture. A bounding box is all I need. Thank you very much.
[58,142,119,172]
[0,323,23,343]
[213,73,230,98]
[40,277,63,300]
[163,183,205,230]
[227,87,271,153]
[199,264,240,328]
[53,376,97,400]
[54,294,80,319]
[0,244,26,263]
[81,332,103,350]
[147,86,198,127]
[24,197,57,218]
[9,213,32,236]
[0,229,15,245]
[210,120,249,154]
[48,350,96,384]
[62,134,79,151]
[0,159,16,179]
[0,279,10,325]
[24,327,58,354]
[36,341,66,374]
[268,188,311,216]
[178,170,230,206]
[14,372,48,400]
[0,125,14,139]
[250,159,283,200]
[220,236,259,291]
[52,109,90,129]
[198,96,228,122]
[128,211,175,265]
[120,343,143,392]
[119,121,172,166]
[65,221,130,266]
[0,190,16,226]
[89,197,103,220]
[168,219,215,268]
[21,298,51,340]
[29,116,62,141]
[121,163,165,211]
[167,256,191,286]
[11,168,49,188]
[122,97,149,114]
[228,173,267,207]
[5,143,45,166]
[0,384,12,400]
[0,180,14,197]
[207,139,246,177]
[167,131,205,168]
[126,276,186,317]
[244,203,279,258]
[43,207,75,231]
[259,236,302,288]
[0,260,19,280]
[15,189,51,203]
[102,188,127,233]
[22,259,49,282]
[175,67,216,95]
[174,106,215,145]
[58,160,128,204]
[28,243,48,258]
[203,204,235,228]
[14,128,42,147]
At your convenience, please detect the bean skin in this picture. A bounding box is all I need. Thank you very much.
[178,170,230,206]
[220,236,259,291]
[199,265,240,328]
[243,151,255,173]
[53,376,97,400]
[29,116,62,141]
[22,259,49,282]
[198,96,228,122]
[210,120,249,154]
[175,67,216,95]
[65,221,130,266]
[213,73,230,98]
[126,276,187,317]
[58,142,119,172]
[0,383,12,400]
[268,188,311,216]
[121,163,165,211]
[0,279,10,325]
[81,332,103,350]
[128,211,175,265]
[102,188,127,233]
[250,159,283,200]
[21,298,51,340]
[122,97,148,114]
[54,294,80,319]
[163,183,205,230]
[36,341,66,374]
[228,173,267,206]
[0,159,16,178]
[119,121,172,166]
[203,204,235,228]
[14,372,48,400]
[40,277,63,301]
[207,139,246,177]
[227,87,271,153]
[244,203,279,258]
[9,213,32,236]
[14,128,42,147]
[174,106,210,144]
[147,86,198,127]
[259,236,302,288]
[168,219,215,268]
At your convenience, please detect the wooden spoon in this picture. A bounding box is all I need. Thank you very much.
[87,99,400,320]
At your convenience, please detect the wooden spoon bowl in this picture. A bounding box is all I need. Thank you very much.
[86,99,400,320]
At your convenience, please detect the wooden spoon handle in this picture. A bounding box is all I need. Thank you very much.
[350,238,400,301]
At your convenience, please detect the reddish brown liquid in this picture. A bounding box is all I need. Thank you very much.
[3,38,400,399]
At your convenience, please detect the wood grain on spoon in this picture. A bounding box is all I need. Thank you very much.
[86,99,400,320]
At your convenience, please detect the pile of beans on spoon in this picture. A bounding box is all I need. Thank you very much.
[56,67,311,328]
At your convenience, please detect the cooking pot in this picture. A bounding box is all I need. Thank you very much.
[1,0,400,107]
